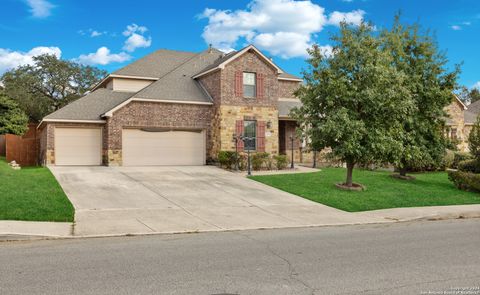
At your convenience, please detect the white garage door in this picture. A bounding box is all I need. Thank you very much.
[55,128,102,166]
[122,129,206,166]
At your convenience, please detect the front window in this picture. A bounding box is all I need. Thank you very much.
[243,72,256,98]
[244,120,256,150]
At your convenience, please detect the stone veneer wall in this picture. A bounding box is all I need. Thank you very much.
[218,105,279,155]
[445,100,467,151]
[106,101,213,166]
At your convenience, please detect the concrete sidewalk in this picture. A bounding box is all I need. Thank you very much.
[2,204,479,240]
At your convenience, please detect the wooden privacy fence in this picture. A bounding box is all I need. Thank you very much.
[5,124,38,166]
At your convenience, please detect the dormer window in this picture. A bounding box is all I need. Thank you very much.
[243,72,256,98]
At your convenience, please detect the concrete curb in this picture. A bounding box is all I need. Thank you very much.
[1,206,479,242]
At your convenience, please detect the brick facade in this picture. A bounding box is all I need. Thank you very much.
[40,47,306,166]
[106,101,213,165]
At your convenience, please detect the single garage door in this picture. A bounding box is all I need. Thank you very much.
[122,129,205,166]
[55,128,102,165]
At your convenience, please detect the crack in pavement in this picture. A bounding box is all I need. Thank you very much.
[233,231,317,295]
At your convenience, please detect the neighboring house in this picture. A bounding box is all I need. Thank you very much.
[38,45,305,166]
[445,95,480,151]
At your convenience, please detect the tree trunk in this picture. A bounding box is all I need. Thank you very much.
[399,166,408,177]
[346,161,354,187]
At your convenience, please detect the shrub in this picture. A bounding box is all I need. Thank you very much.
[457,159,480,173]
[274,155,288,170]
[452,152,473,169]
[448,170,480,192]
[251,152,269,170]
[217,151,238,169]
[238,154,247,171]
[441,150,455,170]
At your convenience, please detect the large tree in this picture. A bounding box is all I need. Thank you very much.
[0,91,28,135]
[294,22,411,188]
[1,54,107,122]
[458,86,480,105]
[382,16,459,177]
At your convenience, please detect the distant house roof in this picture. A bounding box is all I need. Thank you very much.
[43,89,133,121]
[465,100,480,124]
[278,99,302,118]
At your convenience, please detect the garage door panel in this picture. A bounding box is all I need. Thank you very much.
[122,129,205,166]
[55,128,102,166]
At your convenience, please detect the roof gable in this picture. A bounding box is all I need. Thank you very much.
[192,45,284,79]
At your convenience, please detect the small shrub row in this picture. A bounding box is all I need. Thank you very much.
[457,159,480,174]
[217,151,289,171]
[448,170,480,192]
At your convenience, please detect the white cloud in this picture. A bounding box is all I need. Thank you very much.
[327,10,365,26]
[199,0,364,58]
[451,25,462,30]
[473,81,480,89]
[90,30,103,37]
[25,0,55,18]
[0,46,61,74]
[75,47,131,65]
[122,23,152,52]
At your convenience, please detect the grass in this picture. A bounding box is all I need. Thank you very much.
[250,168,480,212]
[0,157,74,222]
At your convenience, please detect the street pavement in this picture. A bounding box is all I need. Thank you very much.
[1,219,479,294]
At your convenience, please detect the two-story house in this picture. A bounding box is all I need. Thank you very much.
[38,45,305,166]
[445,95,480,152]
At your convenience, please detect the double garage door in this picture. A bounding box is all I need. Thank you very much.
[54,127,205,166]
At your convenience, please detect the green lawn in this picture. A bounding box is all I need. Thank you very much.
[0,157,74,222]
[250,168,480,212]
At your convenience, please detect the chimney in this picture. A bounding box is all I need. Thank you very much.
[208,44,212,53]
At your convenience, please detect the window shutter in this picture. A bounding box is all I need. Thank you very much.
[257,121,266,152]
[236,120,244,151]
[235,71,243,97]
[256,73,265,99]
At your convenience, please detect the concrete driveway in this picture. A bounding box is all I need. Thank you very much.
[50,166,382,236]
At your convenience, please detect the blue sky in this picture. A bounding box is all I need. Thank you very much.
[1,0,479,89]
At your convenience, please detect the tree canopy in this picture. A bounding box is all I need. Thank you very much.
[382,15,459,177]
[458,86,480,105]
[469,116,480,159]
[294,21,411,187]
[1,54,107,122]
[0,91,28,135]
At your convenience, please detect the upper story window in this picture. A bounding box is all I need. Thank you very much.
[243,72,256,98]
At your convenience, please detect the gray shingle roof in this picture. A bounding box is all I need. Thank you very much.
[465,100,480,124]
[134,49,224,102]
[465,111,478,124]
[278,72,302,80]
[44,46,302,121]
[44,89,133,121]
[278,100,302,117]
[112,49,197,78]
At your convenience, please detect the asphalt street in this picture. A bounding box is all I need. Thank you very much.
[1,219,479,295]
